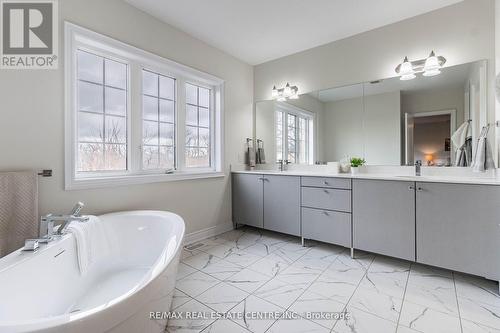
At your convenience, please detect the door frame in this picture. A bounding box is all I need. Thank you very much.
[405,109,457,165]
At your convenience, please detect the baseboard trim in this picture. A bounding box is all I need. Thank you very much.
[184,221,234,245]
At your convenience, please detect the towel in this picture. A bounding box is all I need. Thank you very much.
[451,121,470,148]
[452,121,472,167]
[245,139,256,167]
[256,140,266,164]
[0,171,38,257]
[67,215,110,275]
[471,127,495,172]
[455,137,473,167]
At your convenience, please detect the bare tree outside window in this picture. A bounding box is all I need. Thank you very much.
[76,50,128,172]
[185,83,211,167]
[142,70,176,170]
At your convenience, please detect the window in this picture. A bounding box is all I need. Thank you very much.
[275,104,313,164]
[65,23,224,190]
[76,50,128,172]
[185,83,211,168]
[142,70,176,170]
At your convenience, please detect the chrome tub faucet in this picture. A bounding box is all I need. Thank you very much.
[24,202,89,251]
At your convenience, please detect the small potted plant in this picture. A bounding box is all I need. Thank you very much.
[350,157,366,174]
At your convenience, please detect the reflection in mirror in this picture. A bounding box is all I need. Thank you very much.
[256,97,319,166]
[255,60,487,167]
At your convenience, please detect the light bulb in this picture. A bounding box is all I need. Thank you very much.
[271,85,278,98]
[289,87,299,99]
[283,83,292,97]
[423,51,441,76]
[399,56,415,80]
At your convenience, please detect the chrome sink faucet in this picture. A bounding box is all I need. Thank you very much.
[415,160,422,176]
[24,202,89,251]
[277,159,290,171]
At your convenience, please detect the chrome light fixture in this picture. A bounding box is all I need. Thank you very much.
[272,82,299,101]
[399,56,416,81]
[423,51,441,76]
[395,51,446,80]
[271,86,279,98]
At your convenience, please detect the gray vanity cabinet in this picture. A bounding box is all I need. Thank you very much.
[263,175,301,236]
[353,179,416,261]
[416,182,500,280]
[232,173,264,228]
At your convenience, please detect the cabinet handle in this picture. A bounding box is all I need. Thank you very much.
[323,189,330,194]
[258,177,268,181]
[408,185,415,190]
[323,181,329,185]
[323,211,330,216]
[416,187,423,192]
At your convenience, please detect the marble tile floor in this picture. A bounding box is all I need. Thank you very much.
[167,226,500,333]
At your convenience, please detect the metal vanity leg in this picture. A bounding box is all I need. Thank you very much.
[301,237,305,247]
[350,247,355,259]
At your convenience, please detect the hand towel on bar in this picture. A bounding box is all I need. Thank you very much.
[451,121,470,148]
[257,140,266,164]
[0,171,38,257]
[67,215,110,275]
[471,128,495,172]
[452,121,472,167]
[245,139,256,167]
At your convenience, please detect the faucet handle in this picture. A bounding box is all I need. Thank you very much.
[415,160,422,166]
[69,202,85,216]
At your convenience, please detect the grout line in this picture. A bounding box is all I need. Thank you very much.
[452,272,464,333]
[395,261,412,332]
[331,253,376,332]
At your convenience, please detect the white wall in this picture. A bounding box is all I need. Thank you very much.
[323,98,364,162]
[322,92,401,164]
[254,0,496,162]
[0,0,254,234]
[363,91,401,165]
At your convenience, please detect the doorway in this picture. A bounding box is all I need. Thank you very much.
[405,110,456,166]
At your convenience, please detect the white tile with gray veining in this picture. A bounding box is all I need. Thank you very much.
[176,226,500,333]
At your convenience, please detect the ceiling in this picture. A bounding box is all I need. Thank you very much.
[312,62,472,103]
[124,0,463,65]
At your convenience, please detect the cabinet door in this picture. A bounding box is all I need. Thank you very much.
[302,207,351,247]
[232,173,263,228]
[416,182,500,280]
[263,175,301,236]
[353,179,416,261]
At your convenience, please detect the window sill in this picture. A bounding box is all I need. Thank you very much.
[65,171,225,191]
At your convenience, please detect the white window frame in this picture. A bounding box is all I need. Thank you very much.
[275,102,314,165]
[65,23,224,190]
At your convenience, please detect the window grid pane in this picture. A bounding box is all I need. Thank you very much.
[185,83,211,168]
[142,70,176,170]
[77,49,128,172]
[276,111,283,161]
[287,114,297,163]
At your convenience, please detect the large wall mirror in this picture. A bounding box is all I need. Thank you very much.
[255,60,488,167]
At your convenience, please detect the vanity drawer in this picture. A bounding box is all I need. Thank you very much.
[301,176,351,189]
[301,187,351,212]
[302,207,351,247]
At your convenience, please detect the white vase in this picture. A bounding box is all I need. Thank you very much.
[351,167,359,175]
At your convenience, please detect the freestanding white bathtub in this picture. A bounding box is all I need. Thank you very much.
[0,210,185,333]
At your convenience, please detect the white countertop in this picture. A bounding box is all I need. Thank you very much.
[231,169,500,186]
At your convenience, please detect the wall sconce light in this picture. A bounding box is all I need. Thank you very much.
[272,82,299,101]
[395,51,446,80]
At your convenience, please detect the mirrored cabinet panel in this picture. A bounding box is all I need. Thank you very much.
[255,60,487,167]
